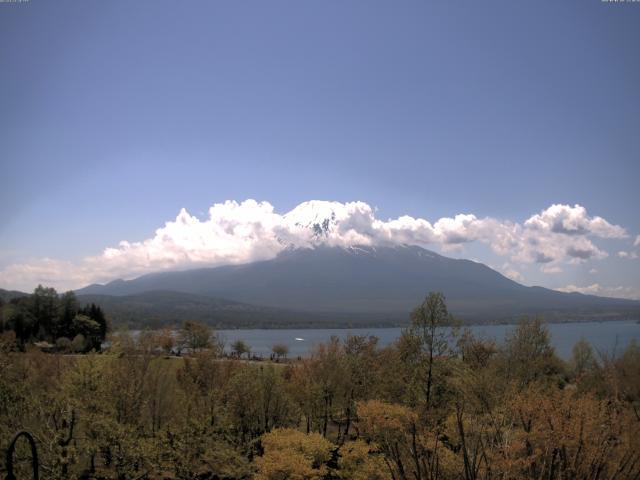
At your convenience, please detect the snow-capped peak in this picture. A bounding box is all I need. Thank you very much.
[282,200,377,244]
[283,200,342,235]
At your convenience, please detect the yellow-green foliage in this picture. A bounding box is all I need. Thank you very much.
[336,439,390,480]
[1,317,639,480]
[255,428,333,480]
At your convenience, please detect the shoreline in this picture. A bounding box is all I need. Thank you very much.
[192,316,640,331]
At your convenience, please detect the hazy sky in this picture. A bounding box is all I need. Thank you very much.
[1,0,639,297]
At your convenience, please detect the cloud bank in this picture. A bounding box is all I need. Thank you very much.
[0,200,632,292]
[557,284,640,301]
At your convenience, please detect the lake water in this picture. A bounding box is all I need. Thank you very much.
[216,320,640,360]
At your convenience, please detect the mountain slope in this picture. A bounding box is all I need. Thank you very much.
[0,288,29,303]
[76,245,640,322]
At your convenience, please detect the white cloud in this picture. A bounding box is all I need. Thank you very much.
[557,284,640,300]
[0,200,629,291]
[635,235,640,247]
[469,205,616,265]
[589,268,598,274]
[540,265,563,274]
[497,263,525,283]
[524,204,626,238]
[617,251,638,259]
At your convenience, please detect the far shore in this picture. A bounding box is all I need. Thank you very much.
[123,316,640,331]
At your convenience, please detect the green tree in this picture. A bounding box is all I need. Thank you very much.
[231,339,250,359]
[178,320,213,353]
[72,314,101,351]
[80,303,108,340]
[56,336,72,352]
[4,304,37,345]
[502,316,563,388]
[71,334,86,353]
[407,292,455,408]
[31,285,59,339]
[56,291,78,339]
[457,328,497,370]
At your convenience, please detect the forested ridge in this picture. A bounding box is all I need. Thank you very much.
[0,285,107,352]
[0,293,639,479]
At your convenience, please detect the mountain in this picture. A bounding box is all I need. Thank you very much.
[0,288,29,303]
[76,245,640,324]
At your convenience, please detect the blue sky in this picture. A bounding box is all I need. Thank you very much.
[0,0,639,296]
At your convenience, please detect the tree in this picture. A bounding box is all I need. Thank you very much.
[570,337,597,379]
[72,314,101,351]
[156,327,175,355]
[231,339,250,359]
[502,316,563,388]
[612,339,640,404]
[355,400,454,480]
[1,325,639,479]
[79,303,108,340]
[298,338,348,439]
[178,320,212,353]
[272,343,289,361]
[109,328,136,353]
[3,304,37,346]
[0,298,4,333]
[491,386,640,479]
[0,287,109,351]
[255,428,334,480]
[340,335,379,441]
[337,440,391,480]
[30,285,59,339]
[257,365,295,433]
[456,328,497,370]
[56,336,72,353]
[407,292,455,408]
[56,291,78,339]
[71,334,86,353]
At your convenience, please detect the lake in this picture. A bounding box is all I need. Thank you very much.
[216,320,640,360]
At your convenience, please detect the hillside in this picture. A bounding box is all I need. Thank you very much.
[0,288,29,303]
[76,245,640,324]
[76,290,402,329]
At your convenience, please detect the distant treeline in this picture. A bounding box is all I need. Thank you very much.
[75,291,410,330]
[0,285,108,352]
